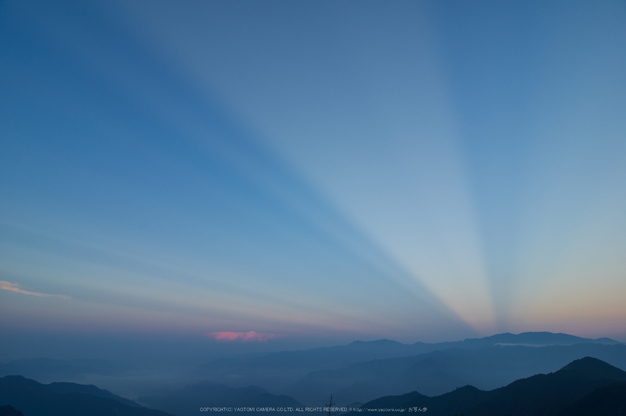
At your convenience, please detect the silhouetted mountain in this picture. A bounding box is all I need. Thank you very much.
[469,357,626,415]
[0,375,173,416]
[4,332,617,400]
[0,406,24,416]
[201,332,619,395]
[440,332,619,349]
[350,357,626,416]
[286,343,626,405]
[559,356,626,378]
[139,381,303,416]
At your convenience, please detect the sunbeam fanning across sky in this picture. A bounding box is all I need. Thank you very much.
[110,0,498,333]
[1,0,626,356]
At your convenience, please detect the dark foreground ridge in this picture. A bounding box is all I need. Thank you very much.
[1,333,625,416]
[0,375,174,416]
[352,357,626,416]
[282,337,626,405]
[0,405,24,416]
[3,357,626,416]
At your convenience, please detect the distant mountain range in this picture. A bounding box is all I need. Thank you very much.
[285,342,626,405]
[200,332,620,393]
[353,357,626,416]
[0,375,173,416]
[435,331,618,348]
[1,331,624,415]
[3,356,626,416]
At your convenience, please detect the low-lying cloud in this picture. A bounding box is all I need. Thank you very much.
[0,281,71,299]
[208,331,284,342]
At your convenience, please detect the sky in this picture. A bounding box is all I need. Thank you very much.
[1,0,626,358]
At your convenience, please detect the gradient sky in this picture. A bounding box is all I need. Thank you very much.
[1,0,626,352]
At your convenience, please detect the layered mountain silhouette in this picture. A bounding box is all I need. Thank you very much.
[204,332,616,373]
[437,331,618,348]
[0,375,173,416]
[352,357,626,416]
[200,332,620,396]
[2,332,624,416]
[284,342,626,405]
[5,356,621,416]
[138,381,303,416]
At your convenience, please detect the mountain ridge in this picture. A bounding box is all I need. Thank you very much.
[353,356,626,416]
[284,342,626,405]
[0,375,173,416]
[200,331,621,392]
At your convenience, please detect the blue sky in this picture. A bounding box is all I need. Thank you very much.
[1,0,626,351]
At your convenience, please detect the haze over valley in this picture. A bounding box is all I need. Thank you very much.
[2,332,626,415]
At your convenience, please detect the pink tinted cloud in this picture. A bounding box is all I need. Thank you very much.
[208,331,284,342]
[0,281,71,299]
